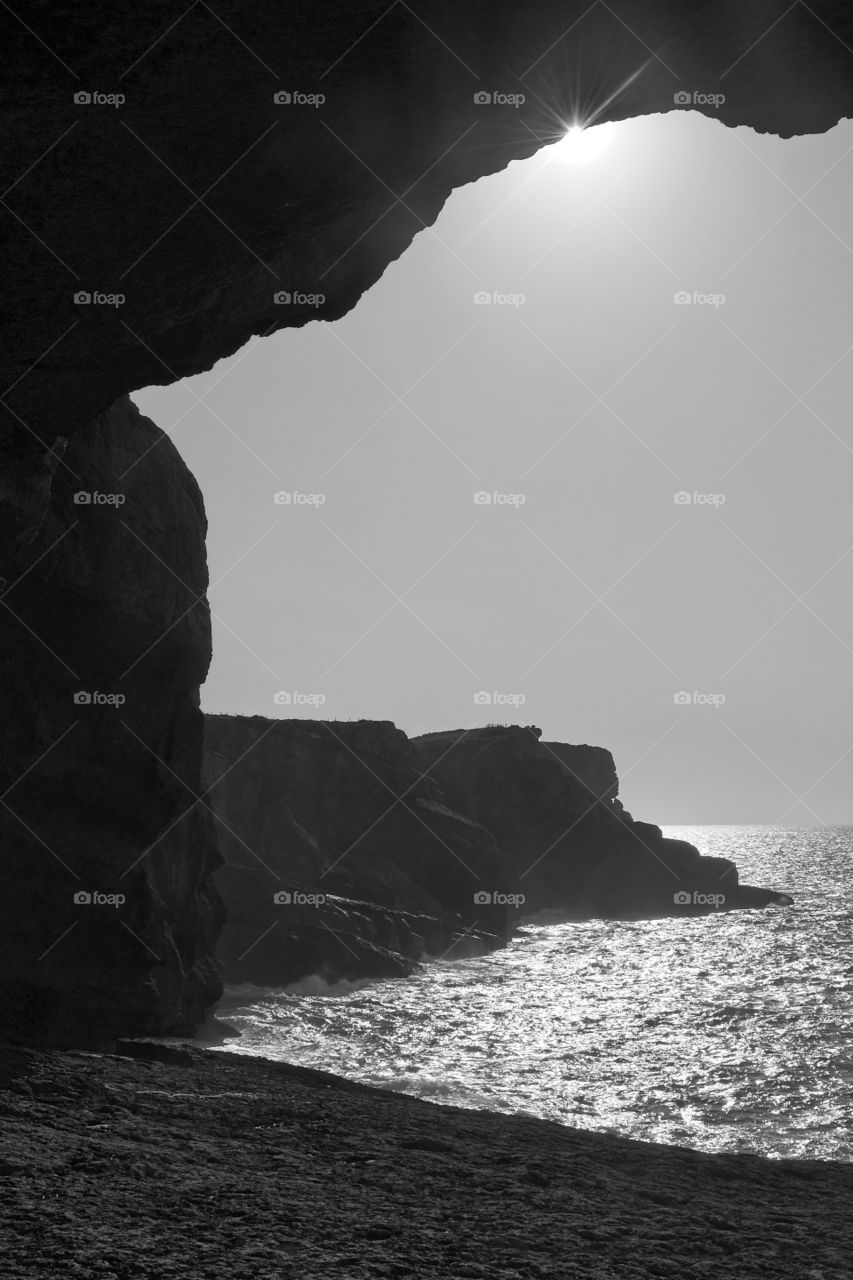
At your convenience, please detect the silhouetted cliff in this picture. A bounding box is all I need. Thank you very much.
[206,718,790,988]
[412,726,789,918]
[204,715,513,987]
[0,398,222,1046]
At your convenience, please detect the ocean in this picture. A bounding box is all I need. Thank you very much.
[214,826,853,1161]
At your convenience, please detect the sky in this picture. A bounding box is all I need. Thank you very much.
[136,110,853,825]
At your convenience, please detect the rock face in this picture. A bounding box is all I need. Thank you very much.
[0,398,222,1046]
[1,3,845,1042]
[4,1045,853,1280]
[540,740,620,805]
[412,726,789,918]
[204,715,512,987]
[206,717,789,988]
[4,3,852,444]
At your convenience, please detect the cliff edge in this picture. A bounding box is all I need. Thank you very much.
[205,717,790,989]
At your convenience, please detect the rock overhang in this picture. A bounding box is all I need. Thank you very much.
[3,1,853,445]
[0,0,842,1045]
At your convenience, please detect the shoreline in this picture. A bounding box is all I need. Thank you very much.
[205,719,792,1006]
[2,1041,851,1279]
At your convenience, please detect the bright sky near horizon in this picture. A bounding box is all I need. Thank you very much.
[136,111,853,825]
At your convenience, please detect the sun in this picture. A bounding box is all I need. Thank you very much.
[548,122,616,165]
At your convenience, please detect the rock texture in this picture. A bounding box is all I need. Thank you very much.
[204,715,512,987]
[2,3,850,1042]
[1,1043,851,1279]
[0,397,222,1046]
[413,726,790,917]
[3,3,853,443]
[206,717,789,988]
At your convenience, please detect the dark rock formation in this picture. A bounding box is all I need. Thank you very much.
[204,715,512,987]
[541,738,620,805]
[0,397,222,1046]
[412,725,789,918]
[206,717,790,989]
[3,1045,852,1279]
[2,3,846,1041]
[4,3,852,444]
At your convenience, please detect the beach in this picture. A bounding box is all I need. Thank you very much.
[2,1040,850,1279]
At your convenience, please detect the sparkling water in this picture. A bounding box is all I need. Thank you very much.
[215,826,853,1160]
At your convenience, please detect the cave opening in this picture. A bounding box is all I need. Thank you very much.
[6,11,853,1254]
[135,110,853,826]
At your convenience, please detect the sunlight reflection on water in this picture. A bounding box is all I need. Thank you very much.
[216,826,853,1160]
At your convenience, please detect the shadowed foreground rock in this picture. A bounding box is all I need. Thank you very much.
[0,398,222,1048]
[0,1043,850,1280]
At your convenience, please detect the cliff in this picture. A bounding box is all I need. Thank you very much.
[0,397,222,1046]
[412,726,789,917]
[204,715,512,987]
[1,2,847,1043]
[206,717,789,988]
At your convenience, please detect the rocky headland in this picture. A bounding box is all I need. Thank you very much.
[205,716,791,992]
